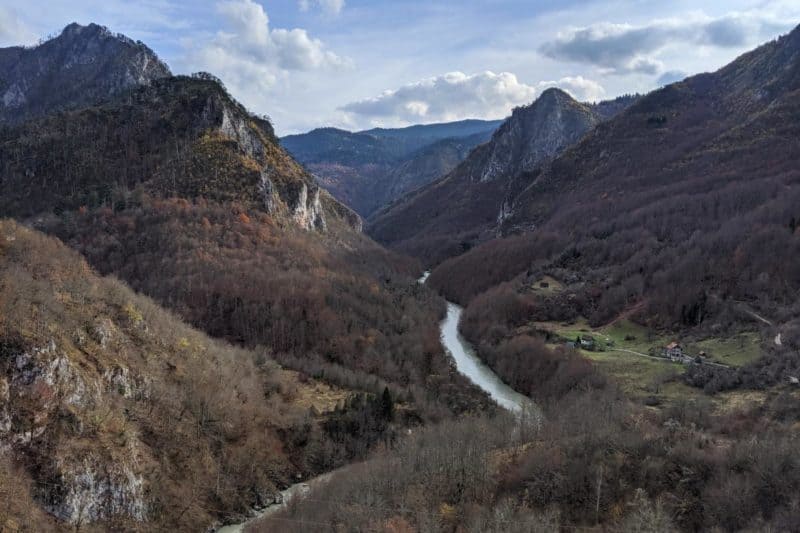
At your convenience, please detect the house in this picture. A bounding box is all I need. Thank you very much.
[663,342,684,361]
[580,335,596,350]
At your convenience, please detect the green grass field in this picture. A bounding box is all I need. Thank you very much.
[539,317,765,408]
[691,333,762,367]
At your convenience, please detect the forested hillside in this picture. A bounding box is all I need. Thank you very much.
[0,220,364,530]
[430,25,800,335]
[0,25,491,529]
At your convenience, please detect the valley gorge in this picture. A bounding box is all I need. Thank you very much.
[2,12,800,533]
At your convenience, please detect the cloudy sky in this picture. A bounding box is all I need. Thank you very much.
[1,0,798,134]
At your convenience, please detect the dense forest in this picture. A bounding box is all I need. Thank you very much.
[259,333,800,532]
[429,27,800,338]
[0,220,404,530]
[40,196,488,418]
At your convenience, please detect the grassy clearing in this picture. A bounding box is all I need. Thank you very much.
[528,275,565,296]
[284,370,350,415]
[691,333,762,367]
[538,317,764,409]
[539,318,762,366]
[582,350,685,401]
[538,318,668,355]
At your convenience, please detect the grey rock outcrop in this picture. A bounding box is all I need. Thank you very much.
[466,88,599,183]
[0,22,171,124]
[0,340,149,524]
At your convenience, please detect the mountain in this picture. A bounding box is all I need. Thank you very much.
[0,73,358,232]
[368,90,635,263]
[0,24,489,529]
[281,119,502,216]
[0,23,171,124]
[282,119,502,164]
[429,24,800,334]
[360,118,505,146]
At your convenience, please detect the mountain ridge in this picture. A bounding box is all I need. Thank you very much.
[0,23,171,124]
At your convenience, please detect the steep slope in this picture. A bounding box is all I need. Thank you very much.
[0,23,170,125]
[430,25,800,334]
[281,120,501,216]
[368,89,631,263]
[0,25,485,447]
[0,219,356,530]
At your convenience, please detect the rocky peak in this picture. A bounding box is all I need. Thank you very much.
[466,88,599,183]
[0,22,171,124]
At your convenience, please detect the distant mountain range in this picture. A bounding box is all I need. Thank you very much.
[281,119,503,216]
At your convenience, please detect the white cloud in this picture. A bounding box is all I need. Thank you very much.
[540,11,796,75]
[188,0,351,91]
[656,70,688,86]
[0,7,37,47]
[298,0,345,15]
[536,76,606,102]
[339,71,606,126]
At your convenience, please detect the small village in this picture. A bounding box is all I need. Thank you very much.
[566,335,718,367]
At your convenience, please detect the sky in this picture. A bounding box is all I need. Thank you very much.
[1,0,799,135]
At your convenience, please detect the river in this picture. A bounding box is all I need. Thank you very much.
[421,272,537,414]
[216,472,334,533]
[218,272,536,531]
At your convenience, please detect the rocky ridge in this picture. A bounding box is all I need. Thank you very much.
[0,23,171,124]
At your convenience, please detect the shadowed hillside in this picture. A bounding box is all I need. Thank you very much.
[430,25,800,336]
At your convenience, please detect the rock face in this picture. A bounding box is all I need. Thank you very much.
[46,456,147,524]
[0,23,171,124]
[286,182,327,231]
[367,91,634,263]
[466,89,599,183]
[0,340,148,524]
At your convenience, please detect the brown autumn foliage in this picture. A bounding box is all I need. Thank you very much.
[416,29,800,339]
[0,219,436,530]
[38,196,489,419]
[254,352,800,533]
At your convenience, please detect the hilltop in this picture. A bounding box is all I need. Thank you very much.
[0,23,170,125]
